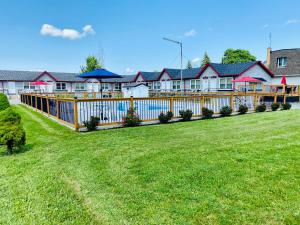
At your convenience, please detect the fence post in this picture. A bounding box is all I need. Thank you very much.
[230,93,234,109]
[35,95,37,109]
[40,96,43,112]
[130,96,134,109]
[283,94,287,104]
[253,94,258,110]
[74,99,79,131]
[170,97,174,112]
[46,96,50,116]
[274,93,277,103]
[200,96,205,115]
[56,98,60,119]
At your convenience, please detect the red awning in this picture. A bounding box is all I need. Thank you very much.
[281,75,287,85]
[31,81,49,85]
[232,76,263,83]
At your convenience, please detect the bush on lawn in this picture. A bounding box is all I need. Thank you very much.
[255,104,266,112]
[238,105,248,114]
[0,108,26,155]
[281,103,292,110]
[83,116,100,131]
[202,107,214,119]
[0,93,10,111]
[220,106,232,117]
[271,102,280,111]
[158,111,173,124]
[179,110,193,121]
[123,107,141,127]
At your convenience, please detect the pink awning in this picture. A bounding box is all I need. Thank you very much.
[232,76,263,83]
[31,81,49,85]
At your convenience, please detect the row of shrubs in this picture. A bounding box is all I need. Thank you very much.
[0,93,26,154]
[84,102,292,131]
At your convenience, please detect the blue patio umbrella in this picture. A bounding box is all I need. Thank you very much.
[79,68,122,97]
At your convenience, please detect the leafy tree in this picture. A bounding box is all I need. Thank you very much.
[222,49,256,64]
[0,93,10,111]
[80,55,102,73]
[0,108,26,154]
[186,60,193,69]
[201,52,211,67]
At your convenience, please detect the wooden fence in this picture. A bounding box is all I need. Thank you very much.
[20,92,297,131]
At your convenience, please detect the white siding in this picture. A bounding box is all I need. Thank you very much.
[200,67,219,92]
[239,65,272,83]
[159,72,171,90]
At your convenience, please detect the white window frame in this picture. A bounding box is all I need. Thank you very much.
[101,83,110,90]
[219,77,233,90]
[75,83,86,91]
[277,57,287,68]
[146,82,152,89]
[56,82,67,91]
[23,82,35,90]
[190,79,201,90]
[153,81,161,90]
[172,80,183,91]
[114,83,122,91]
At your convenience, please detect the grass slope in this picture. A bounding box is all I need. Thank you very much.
[0,105,299,224]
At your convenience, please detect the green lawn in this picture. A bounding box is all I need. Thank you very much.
[0,105,299,224]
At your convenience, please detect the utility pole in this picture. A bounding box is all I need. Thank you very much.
[163,37,183,91]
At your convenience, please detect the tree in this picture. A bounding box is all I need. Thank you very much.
[0,93,10,111]
[201,52,211,67]
[186,60,193,69]
[80,55,102,73]
[221,49,256,64]
[0,108,26,154]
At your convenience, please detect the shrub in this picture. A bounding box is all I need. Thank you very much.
[179,110,193,121]
[281,103,292,110]
[123,108,141,127]
[255,104,266,112]
[0,93,10,111]
[238,105,248,114]
[220,106,232,117]
[271,102,280,111]
[158,111,173,124]
[202,107,214,119]
[83,116,100,131]
[0,108,26,154]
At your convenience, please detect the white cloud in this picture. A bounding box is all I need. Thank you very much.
[284,19,300,26]
[125,67,135,74]
[192,57,200,63]
[262,24,269,29]
[40,24,95,40]
[184,29,197,37]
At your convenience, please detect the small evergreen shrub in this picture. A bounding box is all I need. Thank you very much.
[271,102,280,111]
[220,106,232,117]
[123,108,141,127]
[0,93,10,111]
[83,116,100,131]
[179,110,193,121]
[255,104,266,112]
[281,103,292,110]
[202,107,214,119]
[0,108,26,154]
[238,105,248,114]
[158,111,173,123]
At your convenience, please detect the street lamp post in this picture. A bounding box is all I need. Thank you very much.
[163,37,183,91]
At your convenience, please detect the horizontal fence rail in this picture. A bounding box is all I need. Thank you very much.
[20,92,299,131]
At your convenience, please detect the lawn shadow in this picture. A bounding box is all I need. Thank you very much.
[0,144,34,157]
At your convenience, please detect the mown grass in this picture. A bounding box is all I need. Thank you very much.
[0,105,299,224]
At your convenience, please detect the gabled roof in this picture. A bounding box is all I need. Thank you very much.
[103,74,136,83]
[160,68,202,80]
[0,70,41,81]
[197,61,274,78]
[136,71,161,81]
[123,83,148,88]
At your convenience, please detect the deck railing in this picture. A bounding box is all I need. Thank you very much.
[20,92,298,131]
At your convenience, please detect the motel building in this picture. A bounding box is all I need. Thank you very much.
[1,48,300,99]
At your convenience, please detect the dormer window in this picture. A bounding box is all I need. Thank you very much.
[277,57,287,68]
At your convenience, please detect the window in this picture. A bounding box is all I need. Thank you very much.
[146,82,152,89]
[75,83,86,91]
[153,82,161,90]
[56,82,66,91]
[219,77,233,90]
[114,83,121,91]
[172,80,182,90]
[23,82,35,90]
[190,80,201,90]
[101,83,109,90]
[277,57,287,68]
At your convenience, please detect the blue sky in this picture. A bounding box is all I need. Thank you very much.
[1,0,300,74]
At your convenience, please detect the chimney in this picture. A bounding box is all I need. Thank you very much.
[266,47,272,68]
